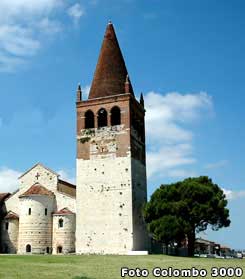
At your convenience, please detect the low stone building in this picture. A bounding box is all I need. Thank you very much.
[195,238,216,255]
[0,163,76,254]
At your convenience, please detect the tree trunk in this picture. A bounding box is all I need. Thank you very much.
[187,229,195,257]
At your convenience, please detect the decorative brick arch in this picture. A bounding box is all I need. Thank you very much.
[110,106,121,126]
[97,108,108,128]
[85,110,95,129]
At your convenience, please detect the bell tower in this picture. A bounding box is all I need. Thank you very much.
[76,22,148,254]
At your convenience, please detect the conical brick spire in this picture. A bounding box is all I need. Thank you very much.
[88,22,134,99]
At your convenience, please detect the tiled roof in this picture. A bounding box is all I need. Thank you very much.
[19,183,54,197]
[53,207,74,215]
[88,22,134,99]
[58,179,76,189]
[5,211,19,219]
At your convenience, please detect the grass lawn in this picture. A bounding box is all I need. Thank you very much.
[0,254,244,279]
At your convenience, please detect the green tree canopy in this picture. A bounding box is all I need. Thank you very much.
[144,176,231,256]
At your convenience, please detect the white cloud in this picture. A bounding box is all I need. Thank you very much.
[147,143,196,178]
[0,25,40,57]
[38,18,62,34]
[0,24,41,71]
[167,169,197,178]
[0,51,25,72]
[0,167,21,193]
[145,91,212,144]
[205,160,229,170]
[81,85,90,99]
[0,0,62,20]
[67,3,85,24]
[222,188,245,200]
[145,91,213,179]
[0,0,64,72]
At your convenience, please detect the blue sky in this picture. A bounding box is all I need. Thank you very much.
[0,0,244,249]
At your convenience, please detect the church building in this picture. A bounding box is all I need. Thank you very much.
[0,163,76,254]
[0,22,149,255]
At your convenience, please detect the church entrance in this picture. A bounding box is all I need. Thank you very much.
[57,246,63,254]
[26,244,31,253]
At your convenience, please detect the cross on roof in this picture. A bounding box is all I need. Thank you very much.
[35,173,40,180]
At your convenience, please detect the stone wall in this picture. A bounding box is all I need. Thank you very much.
[56,192,76,213]
[0,219,19,253]
[57,181,76,197]
[19,164,58,192]
[76,96,135,254]
[52,214,75,254]
[18,195,54,254]
[76,91,148,254]
[76,156,133,254]
[2,163,76,254]
[4,191,21,217]
[131,158,149,251]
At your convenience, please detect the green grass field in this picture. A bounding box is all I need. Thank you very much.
[0,255,244,279]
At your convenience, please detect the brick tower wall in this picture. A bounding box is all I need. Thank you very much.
[76,94,148,254]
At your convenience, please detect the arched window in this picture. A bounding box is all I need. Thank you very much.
[26,244,31,253]
[58,218,64,228]
[111,106,121,126]
[28,208,31,215]
[97,108,107,128]
[5,222,9,231]
[45,208,47,216]
[85,110,94,129]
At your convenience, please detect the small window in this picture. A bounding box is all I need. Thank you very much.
[45,208,47,216]
[58,219,64,228]
[85,110,95,129]
[26,244,31,253]
[97,108,108,128]
[28,208,31,215]
[5,222,9,231]
[111,106,121,126]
